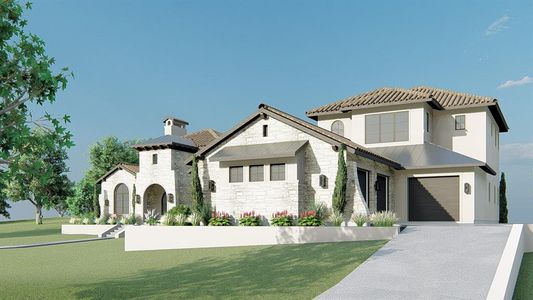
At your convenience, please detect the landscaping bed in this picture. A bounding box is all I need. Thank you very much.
[514,252,533,300]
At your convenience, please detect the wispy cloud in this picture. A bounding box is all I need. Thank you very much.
[485,15,509,36]
[498,76,533,89]
[501,143,533,163]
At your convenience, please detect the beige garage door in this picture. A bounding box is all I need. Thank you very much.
[408,176,460,221]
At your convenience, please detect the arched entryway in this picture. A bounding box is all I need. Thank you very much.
[114,184,130,215]
[143,184,167,215]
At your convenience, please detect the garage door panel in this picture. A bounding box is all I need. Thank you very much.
[409,176,459,221]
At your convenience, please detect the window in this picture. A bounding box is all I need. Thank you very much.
[270,164,285,181]
[152,154,158,164]
[426,112,430,133]
[249,165,264,182]
[365,111,409,144]
[455,115,465,130]
[331,120,344,136]
[488,182,491,202]
[263,125,268,137]
[229,166,243,183]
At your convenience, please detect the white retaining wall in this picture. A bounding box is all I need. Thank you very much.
[487,224,533,300]
[124,225,400,251]
[61,225,114,236]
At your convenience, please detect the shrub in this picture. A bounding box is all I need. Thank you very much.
[309,202,329,221]
[97,214,109,225]
[175,214,188,226]
[271,210,294,226]
[69,217,82,224]
[370,211,398,227]
[328,210,344,227]
[168,205,191,217]
[81,212,96,224]
[209,211,231,226]
[107,214,118,225]
[239,211,261,226]
[161,214,175,226]
[125,214,138,225]
[144,210,160,226]
[189,212,202,226]
[199,204,212,225]
[298,210,322,226]
[352,213,369,227]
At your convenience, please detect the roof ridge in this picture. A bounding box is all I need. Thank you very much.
[411,86,495,101]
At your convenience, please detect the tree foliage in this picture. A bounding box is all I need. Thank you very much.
[332,144,348,214]
[499,172,508,224]
[191,156,204,215]
[0,0,73,218]
[6,129,73,224]
[67,137,139,216]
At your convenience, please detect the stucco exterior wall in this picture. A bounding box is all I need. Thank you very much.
[99,169,136,216]
[475,169,499,223]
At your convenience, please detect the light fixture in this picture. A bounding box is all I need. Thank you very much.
[168,194,174,203]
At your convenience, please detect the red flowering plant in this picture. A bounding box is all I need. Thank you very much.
[270,210,294,226]
[298,210,322,226]
[208,210,232,226]
[238,211,261,226]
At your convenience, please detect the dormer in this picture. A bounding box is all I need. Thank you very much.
[164,117,188,137]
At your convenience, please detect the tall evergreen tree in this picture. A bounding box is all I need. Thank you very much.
[332,144,348,213]
[499,172,508,224]
[131,184,136,215]
[191,156,204,214]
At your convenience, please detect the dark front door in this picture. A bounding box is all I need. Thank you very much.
[357,169,369,204]
[161,192,167,215]
[376,174,388,212]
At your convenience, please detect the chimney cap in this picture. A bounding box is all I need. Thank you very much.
[163,116,189,126]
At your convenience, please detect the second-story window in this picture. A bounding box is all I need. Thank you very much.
[365,111,409,144]
[331,120,344,136]
[455,115,466,130]
[152,154,158,165]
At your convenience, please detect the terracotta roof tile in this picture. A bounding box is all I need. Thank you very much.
[185,129,222,148]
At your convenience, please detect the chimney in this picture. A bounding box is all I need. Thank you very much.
[164,117,188,136]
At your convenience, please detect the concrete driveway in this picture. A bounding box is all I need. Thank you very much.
[318,225,511,300]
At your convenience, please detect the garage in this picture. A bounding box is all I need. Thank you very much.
[408,176,459,221]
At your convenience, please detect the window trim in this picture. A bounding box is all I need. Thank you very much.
[249,165,264,182]
[365,111,409,144]
[270,163,286,181]
[229,166,244,183]
[455,115,466,130]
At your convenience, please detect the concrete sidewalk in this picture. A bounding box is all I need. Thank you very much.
[318,225,511,300]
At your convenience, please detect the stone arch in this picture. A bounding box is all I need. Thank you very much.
[114,183,130,215]
[143,184,167,215]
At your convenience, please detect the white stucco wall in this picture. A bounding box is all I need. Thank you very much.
[474,169,499,223]
[99,169,136,216]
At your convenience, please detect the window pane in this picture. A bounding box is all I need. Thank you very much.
[365,115,380,144]
[395,111,409,141]
[455,115,465,130]
[229,166,243,182]
[270,164,285,181]
[152,154,158,164]
[331,120,344,136]
[249,165,264,182]
[380,113,394,142]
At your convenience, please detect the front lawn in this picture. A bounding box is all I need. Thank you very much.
[514,252,533,300]
[0,218,386,299]
[0,217,93,246]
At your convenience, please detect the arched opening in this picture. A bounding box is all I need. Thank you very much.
[143,184,167,215]
[331,120,344,136]
[114,184,130,215]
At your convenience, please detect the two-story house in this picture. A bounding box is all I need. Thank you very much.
[97,86,507,224]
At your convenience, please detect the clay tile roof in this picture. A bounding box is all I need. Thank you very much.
[96,163,139,183]
[120,164,139,174]
[410,86,495,108]
[306,87,440,116]
[185,129,222,148]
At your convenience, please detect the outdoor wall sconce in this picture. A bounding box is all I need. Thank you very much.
[209,180,216,192]
[135,195,141,204]
[104,199,109,206]
[319,175,327,188]
[168,194,174,203]
[464,183,471,195]
[331,145,339,152]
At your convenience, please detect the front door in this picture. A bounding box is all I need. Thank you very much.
[376,174,388,212]
[161,193,167,215]
[357,169,369,205]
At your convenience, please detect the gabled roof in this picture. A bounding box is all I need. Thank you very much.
[96,164,139,184]
[189,104,401,168]
[371,142,496,175]
[185,129,222,148]
[132,135,198,152]
[306,86,509,132]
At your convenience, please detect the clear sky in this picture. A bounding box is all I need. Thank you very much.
[3,0,532,222]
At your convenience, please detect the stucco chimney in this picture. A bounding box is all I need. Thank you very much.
[163,117,188,136]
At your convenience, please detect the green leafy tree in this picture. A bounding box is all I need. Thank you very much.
[6,129,73,224]
[67,137,139,216]
[499,172,508,224]
[332,144,348,214]
[191,156,204,213]
[0,1,73,218]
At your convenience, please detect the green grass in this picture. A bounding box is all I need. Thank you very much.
[514,252,533,300]
[0,218,386,299]
[0,217,93,246]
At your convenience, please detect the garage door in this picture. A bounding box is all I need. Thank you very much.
[408,176,459,221]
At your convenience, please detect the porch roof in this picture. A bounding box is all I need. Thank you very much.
[209,140,308,162]
[371,142,496,175]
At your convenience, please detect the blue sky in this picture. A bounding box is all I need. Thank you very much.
[4,0,532,222]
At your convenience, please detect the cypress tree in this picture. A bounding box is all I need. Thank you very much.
[132,184,136,215]
[499,172,508,223]
[191,156,204,214]
[332,144,348,213]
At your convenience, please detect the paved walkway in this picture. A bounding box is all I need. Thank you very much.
[318,225,511,300]
[0,237,113,250]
